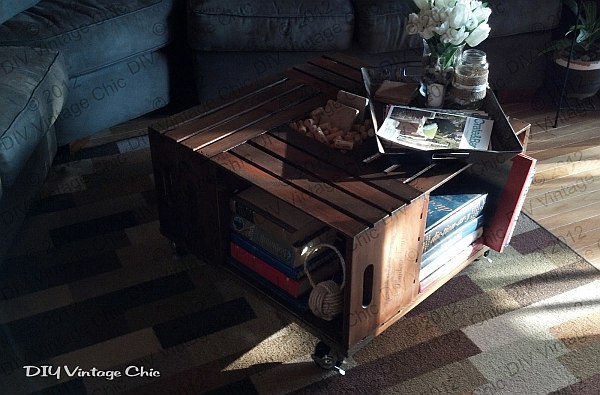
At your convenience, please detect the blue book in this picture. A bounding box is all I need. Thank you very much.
[421,215,485,271]
[230,231,334,280]
[423,193,487,252]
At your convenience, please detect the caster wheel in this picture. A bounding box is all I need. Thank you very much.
[170,241,188,258]
[311,341,345,375]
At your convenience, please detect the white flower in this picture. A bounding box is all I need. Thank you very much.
[465,16,478,30]
[436,9,450,23]
[413,0,431,10]
[472,6,491,23]
[442,26,469,45]
[434,0,456,8]
[466,22,491,46]
[406,0,492,47]
[448,3,472,29]
[408,13,420,25]
[469,0,484,11]
[454,0,471,7]
[407,22,420,35]
[433,20,450,36]
[430,8,442,23]
[418,11,436,30]
[422,26,436,40]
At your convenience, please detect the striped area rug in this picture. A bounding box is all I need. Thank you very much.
[1,136,599,395]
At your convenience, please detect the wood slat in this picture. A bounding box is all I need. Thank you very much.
[308,57,364,83]
[289,63,367,96]
[230,143,389,226]
[285,68,341,99]
[168,79,307,143]
[324,53,370,70]
[269,127,425,203]
[249,134,406,214]
[212,151,369,237]
[153,74,287,135]
[200,95,328,158]
[182,85,319,151]
[407,161,471,193]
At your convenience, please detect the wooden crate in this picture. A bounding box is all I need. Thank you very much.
[148,54,532,358]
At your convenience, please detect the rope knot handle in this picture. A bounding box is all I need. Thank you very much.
[303,244,346,321]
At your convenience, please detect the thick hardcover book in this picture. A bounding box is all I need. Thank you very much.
[230,238,339,298]
[376,105,494,151]
[424,193,487,252]
[484,153,537,252]
[230,231,334,280]
[420,223,484,281]
[231,215,337,268]
[231,186,326,245]
[230,187,337,267]
[422,215,485,269]
[419,240,485,293]
[227,257,309,312]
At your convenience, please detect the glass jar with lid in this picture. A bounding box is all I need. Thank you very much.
[448,49,489,109]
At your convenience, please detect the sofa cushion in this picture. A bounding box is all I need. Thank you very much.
[0,0,178,77]
[0,46,67,187]
[187,0,355,51]
[0,0,40,25]
[486,0,562,39]
[54,47,172,145]
[352,0,562,54]
[351,0,419,54]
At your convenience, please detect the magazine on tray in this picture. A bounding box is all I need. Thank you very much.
[375,105,494,152]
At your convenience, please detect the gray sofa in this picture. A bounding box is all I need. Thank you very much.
[187,0,563,106]
[0,0,187,258]
[0,0,563,260]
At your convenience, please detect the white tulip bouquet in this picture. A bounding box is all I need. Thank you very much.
[407,0,492,69]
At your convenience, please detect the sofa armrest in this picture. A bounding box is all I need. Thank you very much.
[0,0,41,25]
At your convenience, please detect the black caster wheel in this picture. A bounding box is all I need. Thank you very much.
[311,341,345,375]
[170,241,188,258]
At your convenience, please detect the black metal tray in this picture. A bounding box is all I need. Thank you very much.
[361,63,523,165]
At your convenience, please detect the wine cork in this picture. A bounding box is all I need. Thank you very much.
[327,129,344,142]
[314,129,328,144]
[334,139,354,150]
[296,103,375,150]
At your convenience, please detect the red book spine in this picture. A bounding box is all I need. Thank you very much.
[230,242,303,297]
[484,153,537,252]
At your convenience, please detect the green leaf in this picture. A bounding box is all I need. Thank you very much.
[577,29,590,43]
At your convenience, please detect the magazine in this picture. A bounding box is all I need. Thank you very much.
[375,105,494,151]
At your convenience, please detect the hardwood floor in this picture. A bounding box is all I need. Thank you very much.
[503,96,600,270]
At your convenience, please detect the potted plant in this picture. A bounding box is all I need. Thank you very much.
[545,0,600,99]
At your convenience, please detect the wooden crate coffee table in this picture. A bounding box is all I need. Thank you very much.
[148,54,527,363]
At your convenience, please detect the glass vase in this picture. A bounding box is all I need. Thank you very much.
[421,40,464,107]
[448,49,489,109]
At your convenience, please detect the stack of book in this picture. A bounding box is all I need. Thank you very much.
[419,192,488,292]
[228,186,340,310]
